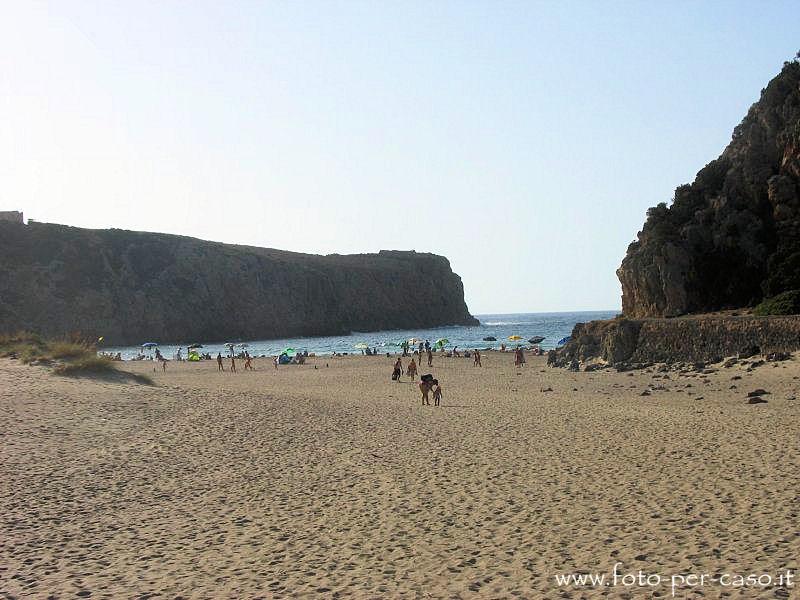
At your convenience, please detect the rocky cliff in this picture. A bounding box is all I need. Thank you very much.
[0,222,478,345]
[618,59,800,317]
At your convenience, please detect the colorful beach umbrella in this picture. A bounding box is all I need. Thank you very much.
[188,343,203,349]
[557,336,571,346]
[508,335,523,341]
[435,338,449,347]
[528,336,545,344]
[354,342,369,349]
[282,348,297,356]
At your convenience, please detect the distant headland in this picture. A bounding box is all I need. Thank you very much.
[0,220,478,345]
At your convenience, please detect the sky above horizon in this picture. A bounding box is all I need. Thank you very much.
[2,2,798,314]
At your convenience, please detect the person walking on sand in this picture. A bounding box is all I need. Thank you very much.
[473,349,482,367]
[427,347,433,367]
[406,358,418,380]
[419,377,433,405]
[432,380,443,406]
[230,355,237,373]
[217,352,225,371]
[392,357,403,381]
[244,351,253,371]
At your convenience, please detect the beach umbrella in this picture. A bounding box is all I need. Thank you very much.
[408,337,420,345]
[528,336,545,344]
[557,336,571,346]
[237,343,249,348]
[188,343,203,349]
[508,335,523,341]
[435,338,449,347]
[354,342,369,349]
[282,348,297,356]
[141,342,158,348]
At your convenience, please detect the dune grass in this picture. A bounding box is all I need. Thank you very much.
[0,331,152,384]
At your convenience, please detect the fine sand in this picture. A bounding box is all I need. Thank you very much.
[1,352,798,599]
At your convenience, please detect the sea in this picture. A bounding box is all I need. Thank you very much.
[104,311,617,360]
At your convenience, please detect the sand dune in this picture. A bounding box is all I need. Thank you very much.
[1,352,798,598]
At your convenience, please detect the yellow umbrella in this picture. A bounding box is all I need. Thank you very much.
[508,335,523,341]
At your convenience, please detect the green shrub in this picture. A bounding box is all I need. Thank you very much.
[753,290,800,316]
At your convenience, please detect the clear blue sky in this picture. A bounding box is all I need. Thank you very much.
[1,1,798,314]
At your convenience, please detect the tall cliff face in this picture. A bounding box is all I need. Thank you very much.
[618,60,800,317]
[0,222,478,345]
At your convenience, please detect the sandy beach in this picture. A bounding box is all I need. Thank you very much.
[2,352,798,598]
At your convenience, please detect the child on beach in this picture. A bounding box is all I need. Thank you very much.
[432,380,443,406]
[427,348,433,367]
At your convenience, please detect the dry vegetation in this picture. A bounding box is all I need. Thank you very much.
[0,332,121,378]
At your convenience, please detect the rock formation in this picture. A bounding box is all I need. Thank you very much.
[618,59,800,317]
[548,315,800,369]
[0,221,478,345]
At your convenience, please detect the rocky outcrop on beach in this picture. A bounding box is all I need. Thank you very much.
[548,314,800,369]
[0,221,478,345]
[618,59,800,317]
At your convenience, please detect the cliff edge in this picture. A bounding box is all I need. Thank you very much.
[0,222,478,345]
[618,60,800,317]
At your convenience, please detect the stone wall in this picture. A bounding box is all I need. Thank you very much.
[549,315,800,369]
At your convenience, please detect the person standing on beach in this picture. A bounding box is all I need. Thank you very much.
[244,351,253,371]
[406,358,418,380]
[427,347,433,367]
[473,349,482,367]
[419,379,432,405]
[217,352,225,371]
[230,355,237,373]
[432,380,443,406]
[514,347,525,367]
[392,357,403,381]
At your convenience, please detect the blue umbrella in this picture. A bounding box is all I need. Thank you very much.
[141,342,159,348]
[557,336,571,346]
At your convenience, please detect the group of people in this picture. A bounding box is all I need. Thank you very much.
[419,374,443,406]
[217,351,254,372]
